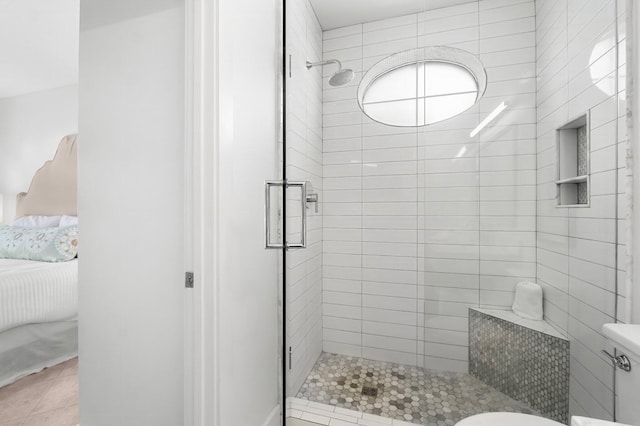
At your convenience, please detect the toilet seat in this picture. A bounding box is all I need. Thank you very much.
[455,413,564,426]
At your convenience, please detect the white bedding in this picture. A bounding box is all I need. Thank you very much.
[0,321,77,387]
[0,258,78,333]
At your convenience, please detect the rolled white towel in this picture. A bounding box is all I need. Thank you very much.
[512,281,543,320]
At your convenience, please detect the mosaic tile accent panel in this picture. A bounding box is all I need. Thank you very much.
[577,182,588,205]
[469,309,569,424]
[577,124,588,176]
[297,352,539,425]
[577,124,589,204]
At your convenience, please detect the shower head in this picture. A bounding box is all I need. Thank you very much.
[306,59,355,86]
[329,69,355,86]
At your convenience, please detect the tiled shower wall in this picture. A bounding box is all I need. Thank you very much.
[286,0,323,395]
[321,0,537,372]
[535,0,625,420]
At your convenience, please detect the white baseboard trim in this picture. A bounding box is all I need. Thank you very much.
[262,405,280,426]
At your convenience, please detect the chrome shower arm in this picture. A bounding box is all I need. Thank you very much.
[306,59,342,70]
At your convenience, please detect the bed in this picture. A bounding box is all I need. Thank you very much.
[0,134,78,387]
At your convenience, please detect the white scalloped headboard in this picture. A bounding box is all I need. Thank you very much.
[16,134,77,217]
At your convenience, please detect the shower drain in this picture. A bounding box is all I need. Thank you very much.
[361,385,379,397]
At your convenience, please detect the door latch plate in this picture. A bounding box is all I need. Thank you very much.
[185,271,194,289]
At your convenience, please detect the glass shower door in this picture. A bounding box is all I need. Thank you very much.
[281,0,324,420]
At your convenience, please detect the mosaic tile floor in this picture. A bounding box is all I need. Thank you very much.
[296,352,540,426]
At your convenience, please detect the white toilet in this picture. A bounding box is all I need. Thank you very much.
[455,323,640,426]
[456,412,566,426]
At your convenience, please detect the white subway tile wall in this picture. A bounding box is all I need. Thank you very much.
[536,0,624,420]
[321,0,537,374]
[286,0,324,396]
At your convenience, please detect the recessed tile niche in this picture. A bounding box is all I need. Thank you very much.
[556,114,589,207]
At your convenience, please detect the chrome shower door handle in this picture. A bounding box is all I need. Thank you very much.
[264,180,307,249]
[265,180,285,249]
[285,181,307,249]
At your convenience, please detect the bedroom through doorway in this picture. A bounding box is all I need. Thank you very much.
[0,1,80,425]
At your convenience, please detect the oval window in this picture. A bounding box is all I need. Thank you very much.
[357,46,487,127]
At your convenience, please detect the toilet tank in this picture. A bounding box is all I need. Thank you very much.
[602,324,640,424]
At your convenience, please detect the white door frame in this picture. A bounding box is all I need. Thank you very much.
[185,0,220,424]
[630,0,640,325]
[185,0,287,424]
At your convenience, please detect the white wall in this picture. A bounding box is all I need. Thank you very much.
[78,2,185,425]
[217,0,281,424]
[286,0,324,396]
[79,0,282,424]
[320,0,536,373]
[0,85,78,223]
[535,0,624,420]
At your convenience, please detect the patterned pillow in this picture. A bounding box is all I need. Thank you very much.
[0,225,79,262]
[11,215,62,228]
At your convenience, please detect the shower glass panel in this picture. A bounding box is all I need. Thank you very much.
[283,0,324,406]
[282,0,626,424]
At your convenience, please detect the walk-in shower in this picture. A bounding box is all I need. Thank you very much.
[280,0,628,424]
